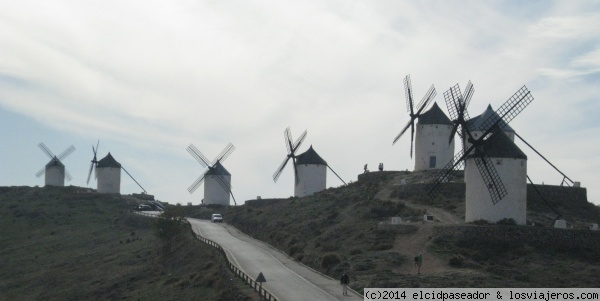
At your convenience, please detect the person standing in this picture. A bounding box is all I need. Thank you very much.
[416,253,423,274]
[340,272,350,295]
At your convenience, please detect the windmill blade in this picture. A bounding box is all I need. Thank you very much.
[212,143,235,166]
[35,166,46,178]
[415,84,436,115]
[479,86,533,135]
[57,145,76,160]
[188,173,206,194]
[273,156,291,182]
[284,127,293,154]
[410,121,415,158]
[327,165,347,185]
[65,169,73,181]
[404,74,414,114]
[473,153,507,204]
[443,84,463,122]
[94,140,100,155]
[515,132,574,185]
[187,144,210,168]
[292,129,307,152]
[86,162,95,185]
[293,157,300,184]
[121,166,147,193]
[426,148,467,198]
[392,119,412,145]
[38,142,55,159]
[463,81,474,109]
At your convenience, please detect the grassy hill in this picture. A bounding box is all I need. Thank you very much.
[185,170,600,291]
[0,186,254,301]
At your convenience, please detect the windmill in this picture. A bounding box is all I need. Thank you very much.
[35,143,76,187]
[392,74,437,158]
[427,83,534,206]
[273,127,307,185]
[93,149,147,195]
[273,127,346,197]
[187,143,236,206]
[86,140,100,185]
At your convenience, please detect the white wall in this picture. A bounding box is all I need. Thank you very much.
[465,157,527,225]
[45,166,65,187]
[294,164,327,197]
[97,167,121,194]
[204,175,231,206]
[414,124,455,171]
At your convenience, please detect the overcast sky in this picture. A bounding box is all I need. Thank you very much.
[1,0,599,206]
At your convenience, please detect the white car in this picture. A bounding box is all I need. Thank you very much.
[211,213,223,223]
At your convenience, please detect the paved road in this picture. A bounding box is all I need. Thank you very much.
[187,218,362,301]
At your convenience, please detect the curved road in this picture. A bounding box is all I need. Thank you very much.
[187,218,362,301]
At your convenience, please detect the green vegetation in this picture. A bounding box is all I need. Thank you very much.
[0,186,254,301]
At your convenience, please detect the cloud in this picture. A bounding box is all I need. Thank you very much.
[1,0,599,205]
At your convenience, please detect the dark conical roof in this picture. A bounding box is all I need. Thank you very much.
[206,161,231,176]
[468,129,527,159]
[97,153,121,168]
[418,102,453,125]
[46,156,64,167]
[467,104,515,133]
[295,145,327,165]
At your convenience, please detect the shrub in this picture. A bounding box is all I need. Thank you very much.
[321,252,341,269]
[349,248,363,255]
[449,254,465,267]
[371,243,393,251]
[497,218,517,225]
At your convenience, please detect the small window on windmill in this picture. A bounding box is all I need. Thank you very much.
[429,156,436,168]
[496,159,502,165]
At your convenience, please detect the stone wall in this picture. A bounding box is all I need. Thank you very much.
[433,224,600,253]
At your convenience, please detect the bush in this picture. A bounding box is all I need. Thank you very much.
[449,254,465,267]
[349,248,363,255]
[154,207,188,257]
[497,218,517,225]
[321,252,341,269]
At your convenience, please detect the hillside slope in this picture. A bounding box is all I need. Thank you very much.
[187,171,600,290]
[0,186,253,301]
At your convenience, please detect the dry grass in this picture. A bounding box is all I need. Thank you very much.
[0,186,254,301]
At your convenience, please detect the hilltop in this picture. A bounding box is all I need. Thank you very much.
[0,186,254,301]
[187,170,600,290]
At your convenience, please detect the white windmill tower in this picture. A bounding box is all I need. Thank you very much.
[392,75,439,168]
[428,83,533,225]
[465,130,528,224]
[88,142,147,195]
[187,143,236,206]
[35,143,76,187]
[294,145,327,197]
[273,127,346,197]
[96,153,122,194]
[414,102,455,170]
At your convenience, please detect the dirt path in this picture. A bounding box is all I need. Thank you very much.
[393,223,448,275]
[375,180,465,275]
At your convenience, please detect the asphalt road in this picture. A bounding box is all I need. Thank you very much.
[187,218,363,301]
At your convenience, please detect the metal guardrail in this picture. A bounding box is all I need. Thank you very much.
[133,211,277,301]
[193,232,278,301]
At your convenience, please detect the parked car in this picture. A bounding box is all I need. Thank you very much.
[135,204,152,211]
[211,213,223,223]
